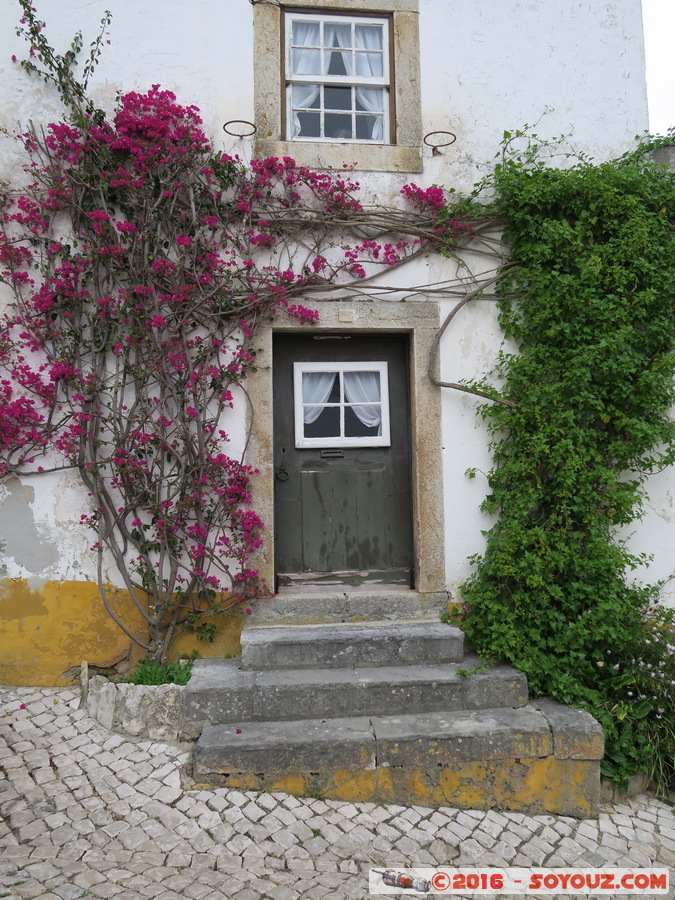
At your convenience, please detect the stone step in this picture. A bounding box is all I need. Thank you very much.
[192,703,604,817]
[246,590,448,624]
[240,620,464,670]
[182,658,528,737]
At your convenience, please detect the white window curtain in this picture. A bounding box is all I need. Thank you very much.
[344,371,382,433]
[354,25,384,140]
[302,372,337,424]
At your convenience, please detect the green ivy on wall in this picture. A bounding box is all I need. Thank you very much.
[460,133,675,792]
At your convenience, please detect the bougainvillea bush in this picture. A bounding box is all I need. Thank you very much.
[0,2,475,662]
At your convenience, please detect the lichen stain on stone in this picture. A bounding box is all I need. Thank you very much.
[0,480,59,572]
[439,761,489,808]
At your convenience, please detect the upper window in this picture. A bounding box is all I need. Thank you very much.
[285,13,390,144]
[253,0,422,172]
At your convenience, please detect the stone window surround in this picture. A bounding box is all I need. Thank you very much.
[246,298,446,596]
[253,0,423,173]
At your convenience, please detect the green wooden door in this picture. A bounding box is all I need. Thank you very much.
[273,334,413,588]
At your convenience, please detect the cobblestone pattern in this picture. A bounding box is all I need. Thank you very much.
[0,687,674,900]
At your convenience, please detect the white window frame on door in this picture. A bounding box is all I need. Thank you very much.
[293,360,391,448]
[285,11,390,144]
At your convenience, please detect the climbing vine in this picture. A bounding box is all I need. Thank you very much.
[459,132,675,792]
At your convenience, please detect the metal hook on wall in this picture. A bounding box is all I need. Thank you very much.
[223,120,257,138]
[423,131,457,156]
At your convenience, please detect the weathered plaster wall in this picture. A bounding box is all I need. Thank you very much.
[0,0,670,684]
[0,580,145,685]
[0,576,245,686]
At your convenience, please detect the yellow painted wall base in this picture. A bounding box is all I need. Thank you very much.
[0,578,245,686]
[203,756,600,818]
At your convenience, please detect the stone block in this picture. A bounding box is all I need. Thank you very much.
[195,717,376,776]
[79,660,89,707]
[533,699,604,760]
[246,590,448,624]
[252,665,467,721]
[146,684,184,741]
[489,757,601,818]
[120,685,154,736]
[93,680,120,731]
[463,667,528,710]
[183,660,255,736]
[373,707,552,766]
[240,621,464,669]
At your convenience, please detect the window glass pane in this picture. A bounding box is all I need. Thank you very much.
[292,20,320,46]
[302,371,337,404]
[292,85,320,108]
[345,371,380,399]
[326,23,353,49]
[355,115,381,140]
[355,52,383,78]
[355,88,383,112]
[355,24,383,50]
[296,111,321,137]
[292,48,321,76]
[326,49,350,77]
[324,114,353,139]
[325,86,352,111]
[304,406,340,438]
[294,362,388,447]
[345,406,380,437]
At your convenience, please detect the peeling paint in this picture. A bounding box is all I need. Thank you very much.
[0,481,59,573]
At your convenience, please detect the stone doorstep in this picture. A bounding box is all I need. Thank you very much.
[239,620,464,670]
[182,658,529,731]
[245,590,449,624]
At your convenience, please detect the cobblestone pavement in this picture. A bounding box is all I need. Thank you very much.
[0,687,673,900]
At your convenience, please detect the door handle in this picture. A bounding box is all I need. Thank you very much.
[275,465,289,481]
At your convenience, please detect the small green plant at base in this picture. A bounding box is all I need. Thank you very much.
[126,652,198,686]
[456,662,491,679]
[311,828,323,837]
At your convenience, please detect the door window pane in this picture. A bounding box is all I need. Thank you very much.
[292,48,321,75]
[355,24,383,50]
[345,406,380,437]
[355,52,383,78]
[304,406,340,438]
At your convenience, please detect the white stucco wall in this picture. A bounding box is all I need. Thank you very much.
[1,0,670,606]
